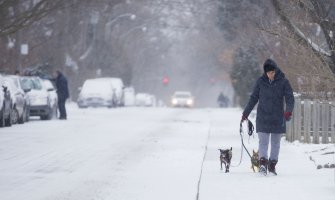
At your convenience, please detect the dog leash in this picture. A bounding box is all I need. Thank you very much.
[231,119,254,167]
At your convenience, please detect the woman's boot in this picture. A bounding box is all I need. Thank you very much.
[259,157,268,175]
[268,159,278,175]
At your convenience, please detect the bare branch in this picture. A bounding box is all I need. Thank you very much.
[0,0,67,37]
[271,0,335,74]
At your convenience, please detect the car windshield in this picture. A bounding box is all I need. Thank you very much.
[174,93,191,98]
[20,77,43,90]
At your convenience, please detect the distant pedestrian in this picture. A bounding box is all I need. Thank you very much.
[14,70,20,76]
[217,92,228,107]
[241,59,294,175]
[54,70,69,120]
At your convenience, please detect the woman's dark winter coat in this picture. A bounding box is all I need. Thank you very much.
[243,59,294,133]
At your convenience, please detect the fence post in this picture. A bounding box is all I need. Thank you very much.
[331,102,335,143]
[312,101,320,144]
[303,100,311,143]
[293,98,302,142]
[321,103,329,144]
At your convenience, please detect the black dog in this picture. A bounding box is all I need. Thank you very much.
[218,147,232,173]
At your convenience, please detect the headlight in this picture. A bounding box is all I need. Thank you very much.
[186,99,193,105]
[172,98,178,105]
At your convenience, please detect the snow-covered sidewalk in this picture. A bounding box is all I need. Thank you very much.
[200,108,335,200]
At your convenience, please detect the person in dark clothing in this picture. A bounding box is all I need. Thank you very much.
[55,70,69,120]
[14,70,20,76]
[217,92,228,107]
[241,59,294,175]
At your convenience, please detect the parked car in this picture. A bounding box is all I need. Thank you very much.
[107,77,124,106]
[21,76,55,120]
[171,91,194,108]
[123,87,136,106]
[0,74,12,127]
[42,79,58,119]
[135,93,147,107]
[9,75,32,118]
[135,93,155,107]
[146,94,156,107]
[3,75,30,124]
[77,78,124,108]
[18,77,34,122]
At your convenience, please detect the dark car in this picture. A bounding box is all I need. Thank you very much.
[0,74,12,127]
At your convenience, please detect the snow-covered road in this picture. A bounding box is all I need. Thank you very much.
[0,104,334,200]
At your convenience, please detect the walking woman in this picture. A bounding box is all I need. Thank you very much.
[241,59,295,175]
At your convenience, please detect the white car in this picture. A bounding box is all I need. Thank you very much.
[123,87,135,106]
[135,93,147,107]
[3,76,30,124]
[108,78,124,106]
[171,91,194,108]
[135,93,155,107]
[77,78,124,108]
[21,76,55,120]
[146,94,156,107]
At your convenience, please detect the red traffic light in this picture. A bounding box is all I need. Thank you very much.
[162,76,169,85]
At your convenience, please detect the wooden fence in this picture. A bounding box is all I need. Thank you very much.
[286,98,335,144]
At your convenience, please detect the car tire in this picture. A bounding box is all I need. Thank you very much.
[11,108,19,124]
[18,106,25,124]
[4,109,12,127]
[41,113,51,120]
[50,105,57,119]
[41,108,53,120]
[25,107,30,122]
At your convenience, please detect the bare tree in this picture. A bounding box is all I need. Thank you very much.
[262,0,335,99]
[0,0,69,37]
[271,0,335,75]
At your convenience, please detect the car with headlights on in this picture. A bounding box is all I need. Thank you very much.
[171,91,194,108]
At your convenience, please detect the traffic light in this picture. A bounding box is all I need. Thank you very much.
[162,76,169,85]
[209,78,216,85]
